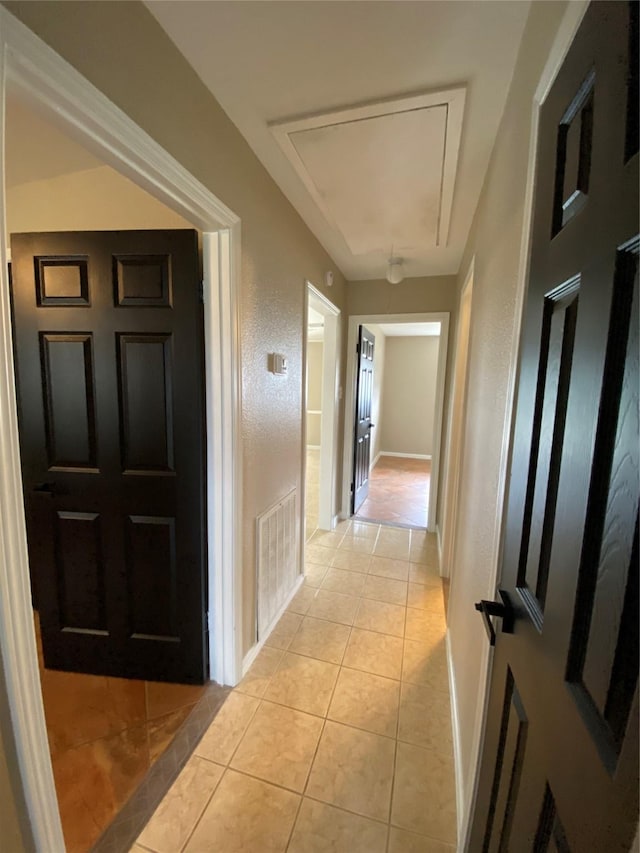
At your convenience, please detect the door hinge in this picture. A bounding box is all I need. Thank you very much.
[199,280,205,303]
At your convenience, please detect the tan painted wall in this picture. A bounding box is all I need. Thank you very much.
[306,340,323,446]
[6,165,192,236]
[445,0,568,823]
[347,275,457,316]
[365,323,385,464]
[4,1,348,664]
[380,336,439,457]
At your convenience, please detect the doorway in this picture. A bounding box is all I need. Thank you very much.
[0,13,241,852]
[6,97,217,852]
[342,312,449,534]
[303,282,340,545]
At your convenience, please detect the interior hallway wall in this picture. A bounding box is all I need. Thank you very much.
[4,0,349,664]
[380,336,439,457]
[445,0,569,828]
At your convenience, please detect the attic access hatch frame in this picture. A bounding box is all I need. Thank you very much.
[0,8,243,850]
[270,87,466,254]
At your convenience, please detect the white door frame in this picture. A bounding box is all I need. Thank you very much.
[304,282,340,532]
[341,312,449,534]
[456,1,590,846]
[0,9,243,851]
[440,260,474,577]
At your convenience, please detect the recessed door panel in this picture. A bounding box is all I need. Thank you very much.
[54,510,106,633]
[40,333,97,471]
[126,515,178,641]
[117,333,175,474]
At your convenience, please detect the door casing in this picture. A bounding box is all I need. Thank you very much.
[0,8,243,851]
[341,311,449,533]
[303,282,340,534]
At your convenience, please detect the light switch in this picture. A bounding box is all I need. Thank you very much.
[270,353,288,375]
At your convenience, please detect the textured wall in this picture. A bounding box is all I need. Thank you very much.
[446,0,568,824]
[347,275,456,316]
[380,336,439,456]
[6,165,192,236]
[4,0,348,659]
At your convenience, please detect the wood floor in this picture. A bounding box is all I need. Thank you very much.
[34,614,209,852]
[355,456,430,529]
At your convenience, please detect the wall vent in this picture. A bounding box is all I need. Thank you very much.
[256,488,300,640]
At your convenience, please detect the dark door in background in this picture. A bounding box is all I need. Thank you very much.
[352,324,375,514]
[11,229,208,684]
[471,3,638,849]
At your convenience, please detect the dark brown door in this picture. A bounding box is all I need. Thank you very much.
[352,325,375,514]
[11,230,207,684]
[471,3,638,850]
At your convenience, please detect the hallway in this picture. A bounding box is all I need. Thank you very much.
[133,521,455,852]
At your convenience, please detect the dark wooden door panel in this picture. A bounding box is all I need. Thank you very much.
[11,229,207,684]
[471,4,638,850]
[352,325,375,513]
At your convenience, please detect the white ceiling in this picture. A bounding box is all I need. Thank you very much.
[146,1,531,280]
[378,322,441,337]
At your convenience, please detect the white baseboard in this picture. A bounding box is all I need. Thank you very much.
[371,451,382,468]
[241,573,304,676]
[446,629,466,847]
[332,514,340,529]
[379,451,432,460]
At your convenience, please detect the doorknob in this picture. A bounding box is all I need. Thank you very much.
[369,424,376,428]
[474,590,514,646]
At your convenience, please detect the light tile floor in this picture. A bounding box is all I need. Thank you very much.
[134,521,456,853]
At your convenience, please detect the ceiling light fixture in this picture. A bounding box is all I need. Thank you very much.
[386,257,404,285]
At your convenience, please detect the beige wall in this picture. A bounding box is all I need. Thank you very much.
[347,275,456,316]
[380,336,439,457]
[365,324,386,464]
[6,165,192,237]
[445,0,568,826]
[306,340,323,447]
[4,1,348,663]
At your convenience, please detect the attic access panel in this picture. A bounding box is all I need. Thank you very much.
[270,87,465,256]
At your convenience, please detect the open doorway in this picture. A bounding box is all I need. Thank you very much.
[5,94,222,853]
[342,312,449,533]
[441,262,473,581]
[0,17,241,852]
[303,282,340,546]
[353,321,441,528]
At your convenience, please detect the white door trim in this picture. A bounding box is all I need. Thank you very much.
[304,283,340,533]
[440,259,474,577]
[341,312,449,534]
[457,0,590,846]
[0,9,243,851]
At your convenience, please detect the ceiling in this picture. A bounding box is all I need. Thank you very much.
[146,0,531,281]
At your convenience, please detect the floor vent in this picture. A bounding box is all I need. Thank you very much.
[256,488,300,640]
